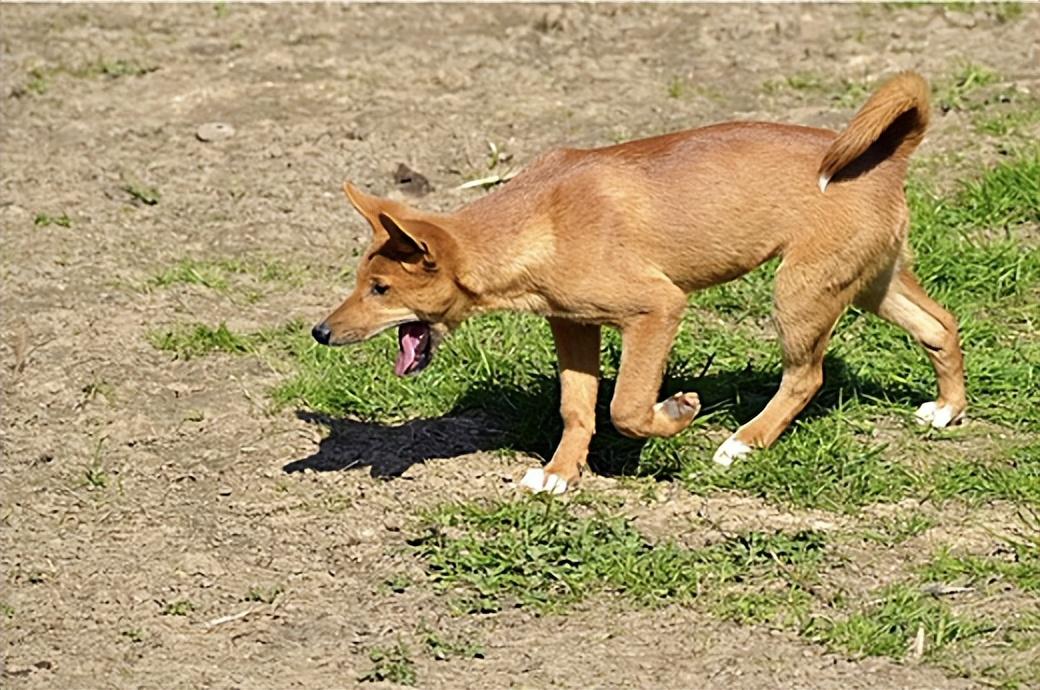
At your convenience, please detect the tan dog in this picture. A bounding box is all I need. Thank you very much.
[312,71,966,494]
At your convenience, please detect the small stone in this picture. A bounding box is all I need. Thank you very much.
[196,122,235,142]
[393,163,432,197]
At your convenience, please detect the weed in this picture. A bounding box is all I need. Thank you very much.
[667,75,685,99]
[809,583,993,659]
[26,67,49,94]
[33,212,71,228]
[358,642,417,685]
[148,321,303,360]
[147,257,307,293]
[122,182,160,206]
[84,437,109,489]
[710,586,813,627]
[920,540,1040,593]
[411,498,827,613]
[860,513,935,546]
[383,574,413,594]
[936,63,999,112]
[991,2,1024,23]
[418,623,485,660]
[0,602,14,618]
[79,379,114,408]
[120,628,144,643]
[161,600,195,616]
[245,584,284,604]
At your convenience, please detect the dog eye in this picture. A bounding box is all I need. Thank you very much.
[371,283,390,296]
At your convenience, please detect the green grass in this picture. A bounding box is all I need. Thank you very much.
[33,212,71,228]
[120,628,145,643]
[149,321,303,360]
[122,182,160,206]
[809,583,993,660]
[920,539,1040,593]
[974,102,1040,137]
[358,642,417,686]
[411,498,826,614]
[161,599,195,616]
[417,622,485,661]
[245,584,284,604]
[410,498,1030,676]
[146,257,311,301]
[935,63,999,113]
[859,513,935,546]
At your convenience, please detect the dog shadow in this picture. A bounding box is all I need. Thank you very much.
[284,354,928,480]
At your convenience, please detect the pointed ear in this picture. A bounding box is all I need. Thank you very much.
[377,212,451,271]
[343,182,387,233]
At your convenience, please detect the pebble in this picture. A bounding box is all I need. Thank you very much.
[196,122,235,142]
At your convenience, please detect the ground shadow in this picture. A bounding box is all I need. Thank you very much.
[284,353,930,480]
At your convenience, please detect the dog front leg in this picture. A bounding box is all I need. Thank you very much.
[609,305,700,439]
[520,318,600,495]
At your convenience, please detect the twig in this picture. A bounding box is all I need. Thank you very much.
[204,607,259,628]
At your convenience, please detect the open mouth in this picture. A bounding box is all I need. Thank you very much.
[395,321,433,377]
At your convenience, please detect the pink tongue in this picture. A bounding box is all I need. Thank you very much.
[394,323,427,376]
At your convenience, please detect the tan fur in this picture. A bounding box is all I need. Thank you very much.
[316,71,966,491]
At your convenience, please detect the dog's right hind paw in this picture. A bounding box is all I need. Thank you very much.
[915,401,964,429]
[713,436,752,467]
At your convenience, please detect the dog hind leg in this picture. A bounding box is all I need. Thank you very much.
[714,262,848,466]
[855,266,966,427]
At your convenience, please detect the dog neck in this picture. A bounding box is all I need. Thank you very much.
[448,183,557,316]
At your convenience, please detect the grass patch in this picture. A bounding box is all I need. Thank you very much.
[122,182,160,206]
[935,63,999,113]
[418,622,485,660]
[147,257,307,294]
[161,599,195,616]
[149,321,303,360]
[860,513,935,546]
[974,101,1040,137]
[358,641,417,685]
[809,583,993,660]
[245,584,284,604]
[411,498,826,613]
[33,212,71,228]
[920,539,1040,593]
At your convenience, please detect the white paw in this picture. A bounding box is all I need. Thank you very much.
[520,467,568,495]
[713,436,752,467]
[915,401,962,429]
[654,392,701,421]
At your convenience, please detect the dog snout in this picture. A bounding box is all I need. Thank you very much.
[311,322,332,345]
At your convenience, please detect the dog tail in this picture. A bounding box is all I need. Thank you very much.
[817,71,929,192]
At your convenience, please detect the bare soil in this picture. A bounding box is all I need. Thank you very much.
[2,4,1038,688]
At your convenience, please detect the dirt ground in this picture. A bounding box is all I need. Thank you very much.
[2,4,1038,689]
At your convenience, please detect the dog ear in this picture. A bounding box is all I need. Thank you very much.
[343,182,389,234]
[376,213,436,270]
[377,212,450,272]
[343,182,451,271]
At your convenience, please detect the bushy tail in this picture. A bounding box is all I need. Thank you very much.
[818,71,930,192]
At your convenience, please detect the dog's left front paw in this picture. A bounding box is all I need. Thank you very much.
[519,467,570,495]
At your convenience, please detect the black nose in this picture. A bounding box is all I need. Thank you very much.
[311,322,331,345]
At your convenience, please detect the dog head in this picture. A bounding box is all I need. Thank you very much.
[312,183,471,377]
